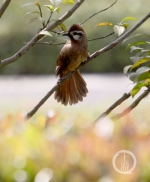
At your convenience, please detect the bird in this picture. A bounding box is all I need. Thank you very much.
[54,24,89,106]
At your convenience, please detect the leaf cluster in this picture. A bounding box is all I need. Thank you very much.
[123,34,150,97]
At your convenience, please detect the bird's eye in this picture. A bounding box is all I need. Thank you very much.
[73,32,83,37]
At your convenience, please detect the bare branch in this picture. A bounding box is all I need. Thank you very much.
[80,0,117,25]
[25,12,150,120]
[111,88,150,120]
[25,71,73,120]
[0,0,11,18]
[94,92,131,122]
[0,0,85,67]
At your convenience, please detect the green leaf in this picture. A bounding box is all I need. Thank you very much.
[122,23,129,29]
[44,5,55,11]
[137,71,150,82]
[95,22,113,28]
[22,11,40,19]
[59,23,66,32]
[122,34,150,45]
[39,30,52,36]
[130,58,150,71]
[145,78,150,86]
[54,7,60,13]
[131,83,145,97]
[126,41,148,50]
[129,46,143,53]
[62,0,75,4]
[121,16,137,23]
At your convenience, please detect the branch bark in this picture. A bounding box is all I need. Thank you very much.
[0,0,85,67]
[111,88,150,120]
[0,0,11,18]
[94,92,131,122]
[25,12,150,120]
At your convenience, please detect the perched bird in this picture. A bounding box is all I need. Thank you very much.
[54,24,89,105]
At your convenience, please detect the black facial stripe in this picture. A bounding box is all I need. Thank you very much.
[73,32,83,36]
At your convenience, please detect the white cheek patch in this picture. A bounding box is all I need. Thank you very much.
[70,30,84,41]
[73,34,81,40]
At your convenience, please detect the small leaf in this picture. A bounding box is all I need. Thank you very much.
[39,30,52,36]
[49,0,55,5]
[123,65,132,75]
[22,11,40,19]
[122,34,150,45]
[113,25,125,37]
[21,3,35,9]
[121,16,137,23]
[50,0,62,6]
[128,72,138,82]
[62,0,75,4]
[130,57,150,71]
[136,66,150,75]
[54,7,60,13]
[95,22,113,28]
[122,23,129,29]
[130,46,143,53]
[126,41,148,50]
[145,78,150,86]
[44,5,55,11]
[137,71,150,82]
[131,83,145,97]
[35,2,40,7]
[59,23,66,32]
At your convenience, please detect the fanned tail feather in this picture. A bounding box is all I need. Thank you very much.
[54,70,88,105]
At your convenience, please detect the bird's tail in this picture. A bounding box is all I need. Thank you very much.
[54,70,88,105]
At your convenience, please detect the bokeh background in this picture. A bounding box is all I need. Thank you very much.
[1,0,150,182]
[0,0,150,74]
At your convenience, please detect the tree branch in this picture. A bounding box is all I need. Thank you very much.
[25,12,150,120]
[0,0,85,67]
[80,0,117,25]
[0,0,11,18]
[34,32,114,46]
[111,88,150,120]
[94,92,131,122]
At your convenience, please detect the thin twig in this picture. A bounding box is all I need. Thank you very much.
[35,32,114,46]
[25,12,150,120]
[0,0,11,18]
[94,92,131,122]
[111,88,150,120]
[0,0,85,67]
[80,0,117,25]
[88,32,114,41]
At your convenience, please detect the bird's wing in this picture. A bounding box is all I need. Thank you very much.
[56,42,72,77]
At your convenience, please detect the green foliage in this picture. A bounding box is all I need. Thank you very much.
[123,35,150,97]
[95,16,137,37]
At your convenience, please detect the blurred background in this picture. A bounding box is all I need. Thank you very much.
[1,0,150,182]
[0,0,150,74]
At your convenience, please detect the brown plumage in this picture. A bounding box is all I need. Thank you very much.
[54,24,89,105]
